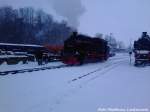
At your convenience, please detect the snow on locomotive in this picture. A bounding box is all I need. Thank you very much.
[133,32,150,66]
[62,32,109,65]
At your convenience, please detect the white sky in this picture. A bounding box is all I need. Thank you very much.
[79,0,150,45]
[0,0,150,45]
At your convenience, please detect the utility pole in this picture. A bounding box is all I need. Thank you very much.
[129,38,133,65]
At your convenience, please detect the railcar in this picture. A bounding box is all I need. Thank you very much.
[0,43,47,54]
[0,43,49,65]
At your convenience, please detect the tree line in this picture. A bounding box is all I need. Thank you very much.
[95,33,126,50]
[0,6,73,45]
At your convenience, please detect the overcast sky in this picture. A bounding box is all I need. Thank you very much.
[0,0,150,45]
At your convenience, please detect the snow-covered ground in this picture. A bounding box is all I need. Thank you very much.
[0,53,150,112]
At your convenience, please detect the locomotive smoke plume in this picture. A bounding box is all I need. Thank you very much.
[51,0,86,29]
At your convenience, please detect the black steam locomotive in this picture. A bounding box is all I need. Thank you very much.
[62,32,109,65]
[134,32,150,66]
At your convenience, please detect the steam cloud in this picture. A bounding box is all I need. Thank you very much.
[51,0,86,28]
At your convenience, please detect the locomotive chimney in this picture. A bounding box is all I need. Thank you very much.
[73,31,78,37]
[142,32,147,38]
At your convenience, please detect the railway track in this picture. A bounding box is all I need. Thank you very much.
[68,58,128,83]
[0,64,69,76]
[0,56,129,76]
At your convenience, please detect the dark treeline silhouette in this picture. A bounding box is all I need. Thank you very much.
[0,6,73,45]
